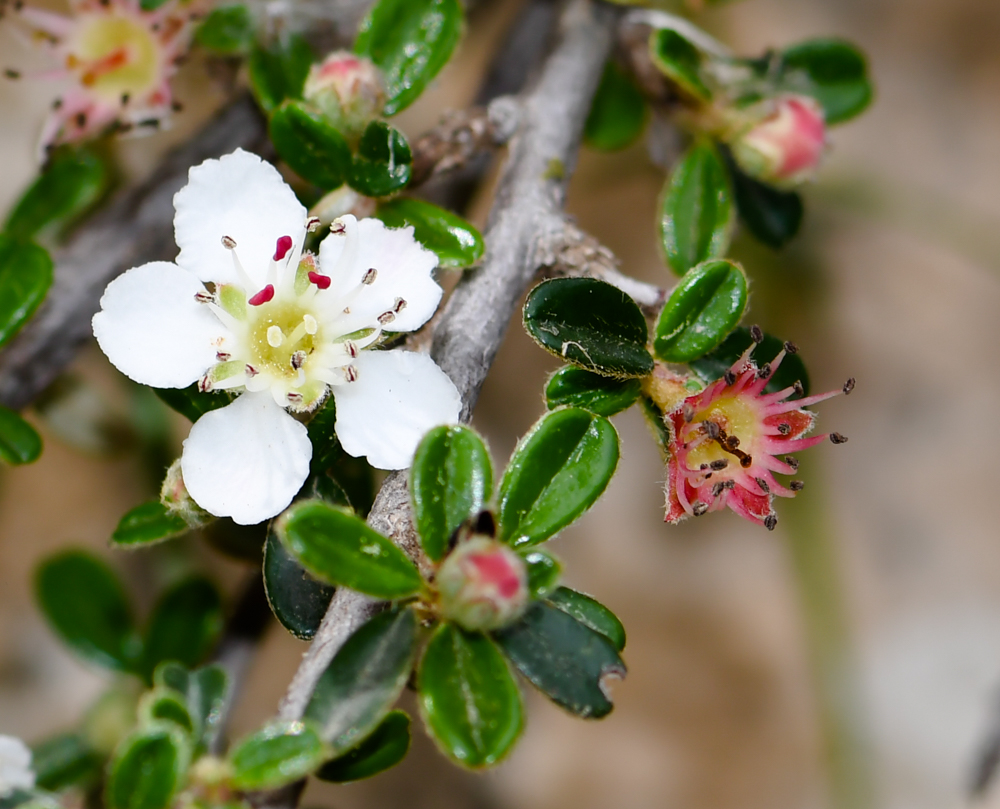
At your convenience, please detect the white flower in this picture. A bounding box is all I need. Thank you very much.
[93,149,461,525]
[0,736,34,797]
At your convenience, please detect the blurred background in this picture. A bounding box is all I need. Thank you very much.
[3,0,1000,807]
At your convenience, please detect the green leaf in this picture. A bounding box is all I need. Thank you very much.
[546,587,626,652]
[36,550,139,672]
[653,258,748,363]
[307,397,340,473]
[270,100,352,190]
[689,326,810,398]
[494,601,625,719]
[584,61,648,151]
[138,0,170,11]
[375,198,483,268]
[349,121,413,198]
[0,236,54,348]
[649,28,712,101]
[522,278,653,378]
[354,0,463,115]
[138,689,194,734]
[142,578,223,680]
[201,519,266,563]
[305,608,417,753]
[110,501,189,549]
[194,5,255,56]
[659,140,733,276]
[418,623,522,768]
[315,710,410,783]
[729,160,803,248]
[32,734,103,792]
[154,663,229,755]
[520,550,561,599]
[105,726,188,809]
[229,720,328,791]
[498,408,619,548]
[4,147,110,240]
[263,532,335,641]
[0,405,42,465]
[153,385,230,423]
[248,35,313,113]
[780,38,873,125]
[410,425,493,562]
[544,366,641,417]
[276,501,423,599]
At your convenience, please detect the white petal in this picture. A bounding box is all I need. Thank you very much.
[0,735,34,794]
[174,149,307,289]
[333,350,461,470]
[318,216,441,334]
[181,392,312,525]
[93,262,225,388]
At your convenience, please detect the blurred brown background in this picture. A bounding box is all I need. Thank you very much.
[4,0,1000,807]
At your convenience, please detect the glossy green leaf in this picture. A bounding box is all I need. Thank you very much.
[263,532,335,640]
[521,550,561,599]
[32,734,103,792]
[229,720,328,791]
[689,326,810,398]
[584,61,648,151]
[153,385,230,423]
[729,161,803,248]
[270,100,352,190]
[0,405,42,465]
[194,5,255,56]
[154,663,229,755]
[418,623,522,768]
[276,501,423,599]
[375,197,483,268]
[498,408,619,548]
[305,608,417,753]
[248,35,313,113]
[544,366,641,417]
[523,278,653,378]
[780,38,873,125]
[659,140,733,276]
[494,601,625,718]
[649,28,712,101]
[546,587,626,652]
[411,425,493,562]
[0,236,53,348]
[654,259,747,363]
[36,550,139,672]
[142,578,223,680]
[315,710,410,783]
[138,689,194,734]
[105,726,188,809]
[4,147,110,239]
[354,0,463,115]
[110,501,189,549]
[349,121,412,198]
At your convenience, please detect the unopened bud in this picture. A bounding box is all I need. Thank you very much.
[728,95,827,188]
[160,459,212,528]
[303,51,385,144]
[436,537,529,632]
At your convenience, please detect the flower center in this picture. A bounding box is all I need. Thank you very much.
[247,301,317,379]
[684,395,759,470]
[69,14,160,102]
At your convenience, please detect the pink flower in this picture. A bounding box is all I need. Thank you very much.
[662,341,849,530]
[730,94,826,188]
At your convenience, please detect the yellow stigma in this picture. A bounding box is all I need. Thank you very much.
[69,14,161,102]
[248,302,316,378]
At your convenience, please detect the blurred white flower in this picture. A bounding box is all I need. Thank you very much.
[0,736,34,797]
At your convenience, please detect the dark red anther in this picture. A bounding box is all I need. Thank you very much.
[248,284,275,306]
[273,235,293,261]
[308,272,331,290]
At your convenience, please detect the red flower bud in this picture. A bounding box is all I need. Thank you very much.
[730,95,827,188]
[436,537,529,632]
[303,51,385,144]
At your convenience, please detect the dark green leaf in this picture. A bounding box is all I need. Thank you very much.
[649,28,712,101]
[263,532,335,640]
[315,710,410,783]
[307,398,340,473]
[305,608,417,753]
[546,587,626,652]
[194,5,255,56]
[418,623,522,768]
[110,501,189,549]
[105,726,187,809]
[270,100,352,190]
[248,35,313,113]
[729,160,803,248]
[154,663,229,755]
[142,578,223,679]
[584,61,648,151]
[0,236,53,348]
[229,720,328,790]
[349,121,412,197]
[36,550,139,672]
[544,366,641,417]
[498,408,619,548]
[153,385,230,423]
[521,550,561,599]
[138,0,170,11]
[494,601,625,718]
[276,501,423,599]
[375,198,483,268]
[410,425,493,562]
[138,690,194,734]
[523,278,653,378]
[659,140,733,276]
[354,0,463,115]
[0,405,42,465]
[201,518,266,563]
[689,326,810,398]
[653,258,747,363]
[32,734,103,792]
[780,38,873,125]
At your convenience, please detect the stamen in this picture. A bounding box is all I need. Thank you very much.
[792,380,804,396]
[329,220,347,235]
[750,324,764,344]
[291,351,307,370]
[198,374,212,393]
[702,421,720,439]
[266,325,284,347]
[306,216,321,232]
[764,514,778,531]
[784,455,799,470]
[273,235,293,261]
[221,235,237,249]
[303,314,318,335]
[344,365,359,382]
[344,340,359,358]
[245,364,259,377]
[724,370,736,386]
[784,341,798,354]
[777,423,791,435]
[308,271,331,290]
[692,502,708,516]
[393,298,407,314]
[756,477,770,494]
[287,392,304,405]
[709,459,728,471]
[362,267,377,285]
[789,480,804,491]
[843,378,855,394]
[216,351,231,361]
[829,432,848,444]
[378,311,396,326]
[249,285,275,306]
[683,404,694,423]
[194,290,214,304]
[756,362,771,380]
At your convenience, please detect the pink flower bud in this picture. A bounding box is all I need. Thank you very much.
[302,51,385,144]
[436,537,529,632]
[160,459,212,528]
[730,95,826,188]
